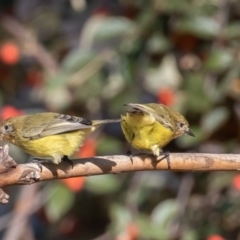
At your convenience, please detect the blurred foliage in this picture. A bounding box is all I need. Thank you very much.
[0,0,240,239]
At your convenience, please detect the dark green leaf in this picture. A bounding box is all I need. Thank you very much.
[85,175,121,194]
[201,107,230,134]
[45,182,75,222]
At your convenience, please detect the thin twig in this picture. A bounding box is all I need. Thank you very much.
[170,174,195,238]
[2,185,38,240]
[1,16,58,76]
[67,49,115,88]
[0,183,60,230]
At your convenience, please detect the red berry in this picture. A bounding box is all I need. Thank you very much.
[78,138,97,158]
[0,42,19,65]
[232,174,240,190]
[207,234,225,240]
[1,105,24,120]
[158,88,175,106]
[62,177,85,192]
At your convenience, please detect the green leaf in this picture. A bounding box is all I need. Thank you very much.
[61,50,95,72]
[184,73,211,113]
[132,200,180,239]
[175,17,220,39]
[85,175,121,194]
[45,182,75,222]
[181,229,198,240]
[108,89,140,115]
[207,172,234,192]
[108,98,130,116]
[204,50,233,72]
[94,17,135,41]
[223,21,240,39]
[44,87,72,110]
[146,34,172,54]
[109,204,132,234]
[76,77,103,99]
[144,54,182,94]
[46,72,71,89]
[201,107,230,134]
[136,214,167,240]
[97,136,123,155]
[218,66,240,97]
[151,199,179,227]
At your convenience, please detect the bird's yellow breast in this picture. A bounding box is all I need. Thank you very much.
[17,129,91,158]
[121,114,174,151]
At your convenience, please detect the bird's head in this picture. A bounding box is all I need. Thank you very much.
[0,119,16,143]
[174,112,195,138]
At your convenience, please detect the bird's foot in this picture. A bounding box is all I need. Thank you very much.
[62,155,74,169]
[126,150,133,163]
[157,151,171,169]
[31,158,48,172]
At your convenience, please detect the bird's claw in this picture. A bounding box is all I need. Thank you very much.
[31,158,43,172]
[126,150,133,163]
[157,151,171,169]
[62,156,74,169]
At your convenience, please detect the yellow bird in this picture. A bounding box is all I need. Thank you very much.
[121,103,194,167]
[0,112,120,166]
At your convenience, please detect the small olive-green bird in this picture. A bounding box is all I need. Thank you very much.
[0,112,120,165]
[121,103,194,160]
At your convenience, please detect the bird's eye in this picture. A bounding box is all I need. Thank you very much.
[4,125,11,131]
[2,124,13,133]
[179,123,184,128]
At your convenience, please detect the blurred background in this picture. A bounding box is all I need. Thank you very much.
[0,0,240,239]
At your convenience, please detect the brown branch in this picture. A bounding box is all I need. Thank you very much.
[0,148,240,204]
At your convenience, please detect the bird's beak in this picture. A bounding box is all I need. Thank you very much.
[185,129,195,137]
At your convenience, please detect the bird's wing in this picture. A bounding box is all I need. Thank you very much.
[124,103,174,131]
[23,114,93,140]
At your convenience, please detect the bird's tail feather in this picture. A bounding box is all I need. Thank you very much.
[92,119,121,126]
